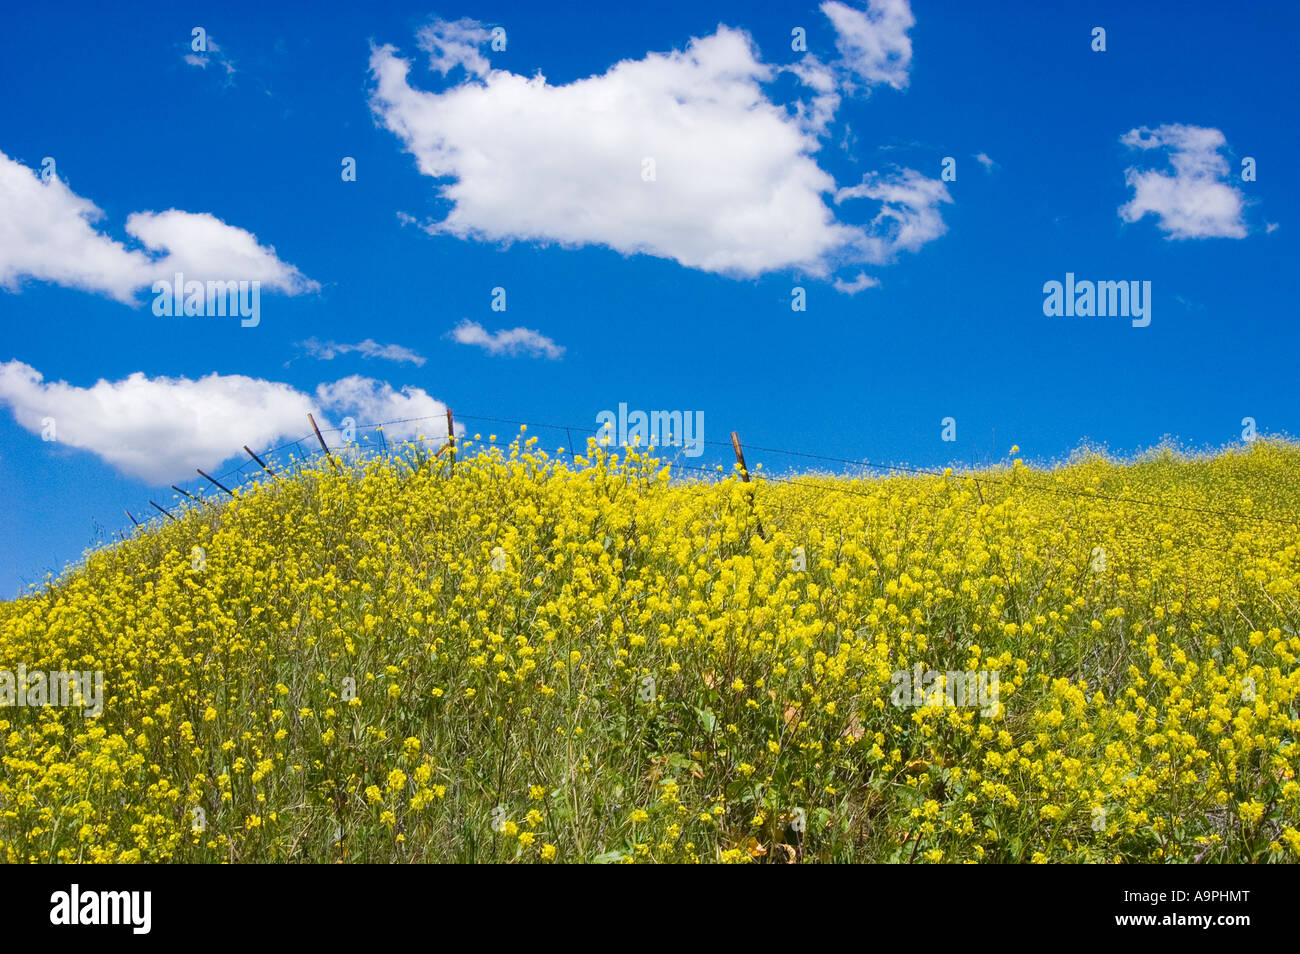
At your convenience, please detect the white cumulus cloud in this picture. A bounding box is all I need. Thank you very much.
[1118,124,1248,239]
[314,376,455,442]
[370,4,940,283]
[0,150,316,303]
[0,361,316,483]
[126,209,315,292]
[0,361,452,484]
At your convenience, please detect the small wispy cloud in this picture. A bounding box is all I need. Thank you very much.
[835,167,952,262]
[820,0,914,91]
[448,320,565,359]
[184,32,237,79]
[298,337,426,366]
[1118,124,1248,239]
[972,152,995,172]
[833,271,881,295]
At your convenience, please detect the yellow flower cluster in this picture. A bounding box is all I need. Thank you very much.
[1,434,1297,863]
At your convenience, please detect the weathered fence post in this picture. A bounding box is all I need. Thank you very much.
[244,445,283,484]
[309,413,341,473]
[197,469,236,497]
[729,430,766,540]
[171,485,213,508]
[435,407,457,473]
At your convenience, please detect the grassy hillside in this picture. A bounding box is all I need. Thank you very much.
[3,433,1299,863]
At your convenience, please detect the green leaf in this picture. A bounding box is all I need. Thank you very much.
[694,706,717,735]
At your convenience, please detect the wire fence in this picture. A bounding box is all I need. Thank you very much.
[61,409,1300,599]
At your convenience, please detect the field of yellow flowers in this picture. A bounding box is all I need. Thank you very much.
[2,432,1298,863]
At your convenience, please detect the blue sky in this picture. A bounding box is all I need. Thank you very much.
[1,0,1297,594]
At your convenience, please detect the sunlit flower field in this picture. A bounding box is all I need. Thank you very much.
[3,432,1298,863]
